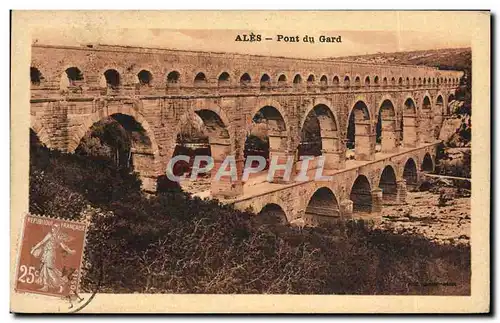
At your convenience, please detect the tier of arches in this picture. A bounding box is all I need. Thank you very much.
[255,154,433,225]
[30,65,462,90]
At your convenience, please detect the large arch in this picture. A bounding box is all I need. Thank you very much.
[376,99,397,153]
[350,175,372,213]
[346,100,373,160]
[304,187,340,226]
[245,105,288,182]
[402,97,418,147]
[379,165,397,203]
[72,105,159,191]
[299,103,340,169]
[403,157,418,191]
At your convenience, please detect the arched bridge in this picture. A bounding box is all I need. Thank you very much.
[30,44,463,223]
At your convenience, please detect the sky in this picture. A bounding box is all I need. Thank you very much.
[30,11,473,59]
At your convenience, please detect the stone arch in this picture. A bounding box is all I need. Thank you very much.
[354,76,361,87]
[391,77,396,85]
[240,72,252,86]
[343,75,351,88]
[422,94,432,110]
[167,70,181,84]
[332,75,340,87]
[346,100,372,160]
[137,69,153,86]
[61,66,84,88]
[436,94,444,114]
[250,99,289,132]
[319,75,328,90]
[299,103,340,167]
[293,74,303,86]
[364,76,371,87]
[374,76,379,85]
[277,74,287,85]
[30,66,43,85]
[70,102,160,191]
[304,187,340,226]
[102,68,121,88]
[402,97,418,147]
[246,104,288,182]
[379,165,397,202]
[403,157,418,191]
[307,74,315,85]
[382,77,388,86]
[376,98,397,153]
[194,72,208,84]
[217,71,231,86]
[257,203,288,225]
[398,77,403,86]
[350,175,372,213]
[421,152,434,172]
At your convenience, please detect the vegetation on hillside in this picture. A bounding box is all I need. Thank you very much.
[29,131,470,295]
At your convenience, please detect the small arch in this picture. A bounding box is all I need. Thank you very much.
[391,77,396,85]
[365,76,370,87]
[307,74,315,86]
[354,76,361,87]
[405,77,410,86]
[218,72,230,86]
[65,67,84,85]
[403,158,418,190]
[277,74,287,85]
[379,165,397,202]
[304,187,340,226]
[422,96,432,110]
[350,175,372,213]
[293,74,302,86]
[320,75,328,90]
[30,67,43,85]
[167,71,180,84]
[412,77,417,86]
[428,77,431,84]
[344,75,350,88]
[137,69,152,86]
[418,77,422,85]
[382,77,388,86]
[346,100,370,153]
[240,73,252,86]
[398,77,403,86]
[260,74,271,89]
[374,76,379,85]
[104,69,120,88]
[404,98,416,115]
[421,153,434,172]
[194,72,207,84]
[332,75,340,87]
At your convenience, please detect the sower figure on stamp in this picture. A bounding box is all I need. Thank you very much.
[30,223,76,293]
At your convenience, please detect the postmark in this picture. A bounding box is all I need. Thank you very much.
[15,214,87,304]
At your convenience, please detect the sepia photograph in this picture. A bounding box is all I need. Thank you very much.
[10,10,490,313]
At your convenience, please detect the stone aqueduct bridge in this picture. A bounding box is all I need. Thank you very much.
[30,44,463,224]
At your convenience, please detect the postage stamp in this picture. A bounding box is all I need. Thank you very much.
[15,214,87,299]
